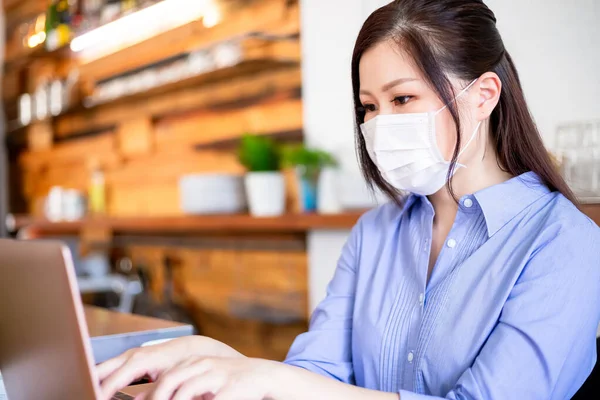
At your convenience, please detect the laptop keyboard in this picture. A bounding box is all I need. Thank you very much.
[112,392,134,400]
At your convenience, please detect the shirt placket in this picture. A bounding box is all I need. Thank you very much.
[409,197,477,393]
[426,204,473,296]
[401,204,433,392]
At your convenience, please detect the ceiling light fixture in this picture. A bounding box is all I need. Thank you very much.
[71,0,220,59]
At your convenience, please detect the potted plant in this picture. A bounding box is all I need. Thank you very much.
[282,145,337,213]
[238,134,285,217]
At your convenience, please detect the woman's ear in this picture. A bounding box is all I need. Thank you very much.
[475,72,502,121]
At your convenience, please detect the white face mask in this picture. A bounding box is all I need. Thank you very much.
[360,80,481,196]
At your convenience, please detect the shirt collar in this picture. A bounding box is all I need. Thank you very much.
[402,193,421,211]
[473,171,550,237]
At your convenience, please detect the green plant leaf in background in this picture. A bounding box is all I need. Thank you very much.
[238,134,281,172]
[282,144,338,181]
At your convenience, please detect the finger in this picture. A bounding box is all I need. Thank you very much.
[162,355,201,375]
[170,372,225,400]
[149,359,214,400]
[212,385,249,400]
[97,354,128,382]
[134,392,148,400]
[100,357,153,400]
[149,355,204,390]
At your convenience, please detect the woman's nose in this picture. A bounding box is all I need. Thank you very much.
[377,103,395,116]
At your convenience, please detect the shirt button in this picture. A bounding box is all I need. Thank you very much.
[447,239,457,248]
[419,293,424,306]
[407,352,414,362]
[463,198,473,208]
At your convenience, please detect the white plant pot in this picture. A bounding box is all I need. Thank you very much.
[245,172,286,217]
[317,167,342,214]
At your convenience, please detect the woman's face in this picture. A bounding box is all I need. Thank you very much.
[358,40,479,162]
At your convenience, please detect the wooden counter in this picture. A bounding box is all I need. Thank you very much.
[85,306,194,363]
[85,305,190,338]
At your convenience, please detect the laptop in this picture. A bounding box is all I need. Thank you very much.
[0,239,152,400]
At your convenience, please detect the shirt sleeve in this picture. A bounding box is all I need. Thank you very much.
[400,221,600,400]
[283,217,363,384]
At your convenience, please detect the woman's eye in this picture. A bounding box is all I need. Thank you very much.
[361,104,377,113]
[392,96,413,106]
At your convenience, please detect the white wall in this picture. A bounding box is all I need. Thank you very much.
[300,0,370,311]
[487,0,600,147]
[301,0,600,312]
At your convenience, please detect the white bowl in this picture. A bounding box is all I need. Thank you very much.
[179,174,247,215]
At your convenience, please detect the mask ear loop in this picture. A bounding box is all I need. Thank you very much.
[453,121,482,172]
[434,79,480,169]
[434,79,478,116]
[457,121,483,160]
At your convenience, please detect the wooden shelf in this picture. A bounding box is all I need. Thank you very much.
[75,0,295,83]
[13,204,598,236]
[54,37,301,138]
[12,204,599,238]
[5,44,72,70]
[582,203,600,226]
[11,47,300,141]
[55,58,298,129]
[10,212,365,236]
[89,59,297,109]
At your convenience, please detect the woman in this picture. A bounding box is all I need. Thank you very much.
[99,1,600,399]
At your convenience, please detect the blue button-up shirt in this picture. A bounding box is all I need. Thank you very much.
[285,172,600,399]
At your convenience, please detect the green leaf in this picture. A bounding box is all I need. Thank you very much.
[281,144,338,170]
[237,134,281,172]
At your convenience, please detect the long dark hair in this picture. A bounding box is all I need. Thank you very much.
[352,0,576,205]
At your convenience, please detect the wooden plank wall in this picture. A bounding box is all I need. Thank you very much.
[6,0,309,360]
[20,81,303,216]
[126,241,308,360]
[16,0,302,217]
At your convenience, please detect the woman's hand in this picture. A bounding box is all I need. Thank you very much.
[132,357,401,400]
[138,357,277,400]
[98,336,244,400]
